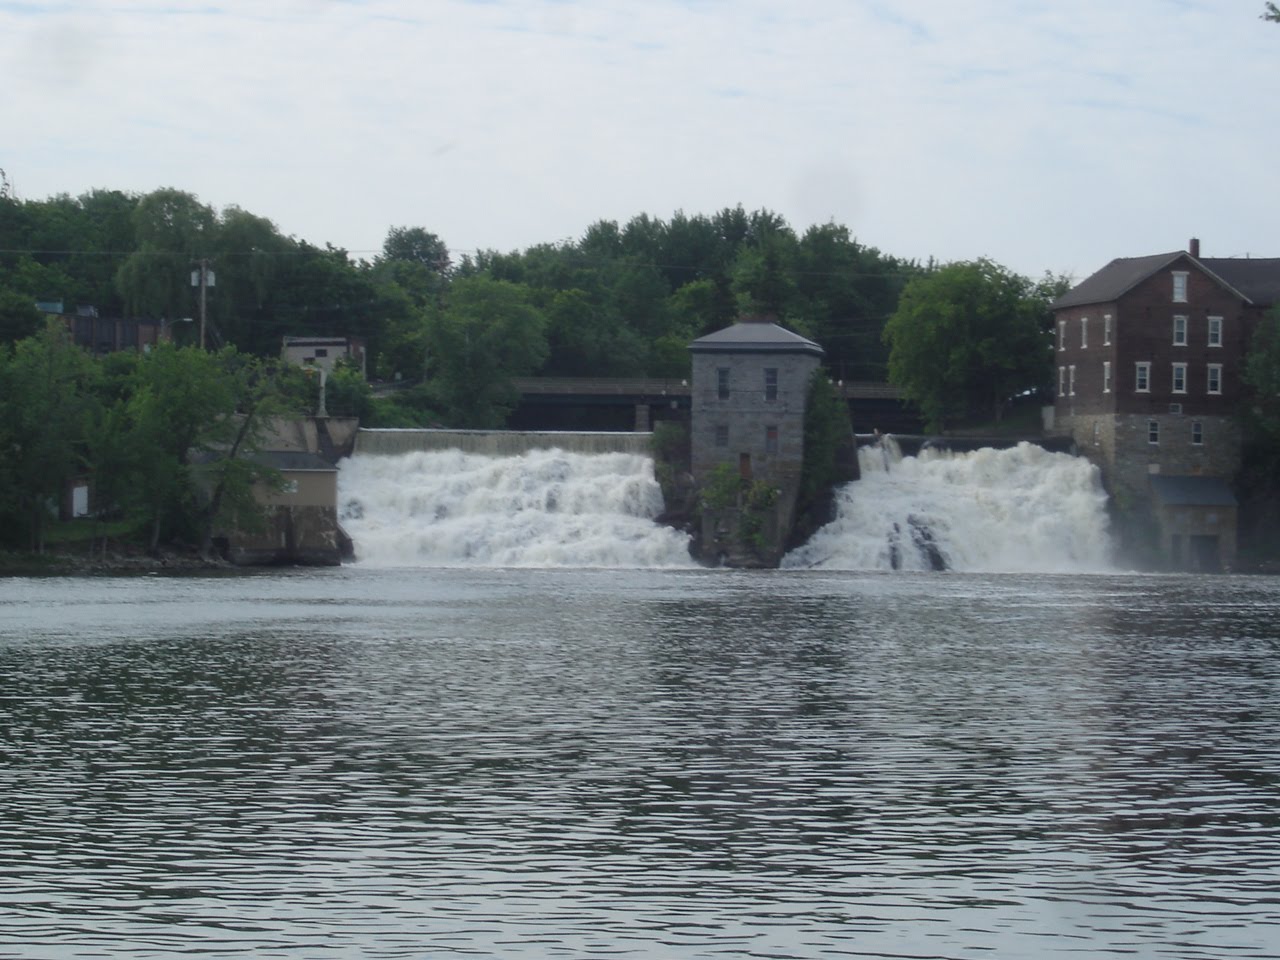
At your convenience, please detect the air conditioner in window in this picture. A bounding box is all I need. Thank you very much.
[1169,403,1183,415]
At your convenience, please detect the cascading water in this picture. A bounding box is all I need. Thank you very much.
[338,447,695,568]
[782,438,1113,573]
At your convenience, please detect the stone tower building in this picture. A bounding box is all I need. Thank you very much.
[688,316,824,566]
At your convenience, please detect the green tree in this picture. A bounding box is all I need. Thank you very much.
[0,289,43,343]
[1265,3,1279,21]
[1244,307,1280,448]
[426,276,548,427]
[0,319,100,551]
[882,259,1052,431]
[115,188,217,323]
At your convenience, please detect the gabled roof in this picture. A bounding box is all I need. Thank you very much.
[1150,475,1237,508]
[1053,250,1280,311]
[689,320,823,357]
[1052,252,1188,309]
[1201,258,1280,308]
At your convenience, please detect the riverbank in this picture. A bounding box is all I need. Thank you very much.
[0,544,228,577]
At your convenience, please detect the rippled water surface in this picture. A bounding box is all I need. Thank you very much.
[2,568,1279,958]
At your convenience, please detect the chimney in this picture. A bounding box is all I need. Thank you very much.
[1189,237,1200,258]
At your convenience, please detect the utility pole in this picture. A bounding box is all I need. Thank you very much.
[191,259,214,349]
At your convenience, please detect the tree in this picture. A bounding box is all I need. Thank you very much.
[1265,3,1279,22]
[115,188,217,322]
[426,276,547,427]
[1244,307,1280,449]
[882,259,1052,431]
[0,289,42,343]
[0,319,99,551]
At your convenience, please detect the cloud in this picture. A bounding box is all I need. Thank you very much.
[1,0,1277,275]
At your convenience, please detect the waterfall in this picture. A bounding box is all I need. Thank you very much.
[337,447,694,568]
[783,438,1113,573]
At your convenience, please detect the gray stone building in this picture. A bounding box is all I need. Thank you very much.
[688,316,824,565]
[1049,239,1280,570]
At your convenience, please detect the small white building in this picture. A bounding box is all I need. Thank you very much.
[281,336,367,378]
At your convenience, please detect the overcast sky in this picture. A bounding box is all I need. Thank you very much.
[3,0,1276,282]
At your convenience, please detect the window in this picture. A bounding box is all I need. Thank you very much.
[1148,420,1160,444]
[1103,361,1112,394]
[1208,316,1222,347]
[765,425,778,455]
[764,368,778,401]
[1103,314,1112,345]
[1172,271,1188,303]
[1173,315,1187,346]
[1080,318,1088,349]
[1068,365,1076,397]
[1172,362,1187,394]
[717,367,730,400]
[714,424,729,447]
[1058,366,1066,397]
[314,348,329,358]
[1191,421,1203,445]
[1207,363,1222,395]
[1057,319,1066,351]
[1135,362,1151,393]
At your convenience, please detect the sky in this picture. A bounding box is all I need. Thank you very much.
[2,0,1277,283]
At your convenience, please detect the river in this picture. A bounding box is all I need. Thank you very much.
[2,566,1278,958]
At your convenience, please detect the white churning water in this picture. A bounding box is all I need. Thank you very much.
[782,437,1113,573]
[338,447,696,568]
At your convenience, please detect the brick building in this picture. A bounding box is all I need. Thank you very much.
[1049,239,1280,569]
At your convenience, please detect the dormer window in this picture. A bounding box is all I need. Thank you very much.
[1172,271,1188,303]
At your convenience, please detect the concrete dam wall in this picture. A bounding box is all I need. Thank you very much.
[353,429,655,458]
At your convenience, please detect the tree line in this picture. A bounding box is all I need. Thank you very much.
[2,188,948,427]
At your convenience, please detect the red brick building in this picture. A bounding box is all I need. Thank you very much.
[1049,240,1280,569]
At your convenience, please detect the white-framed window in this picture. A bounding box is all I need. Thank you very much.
[1103,314,1112,345]
[1057,319,1066,351]
[1207,363,1222,395]
[764,367,778,401]
[1135,362,1151,393]
[1148,420,1160,444]
[1080,318,1088,348]
[1058,366,1066,397]
[1068,364,1076,396]
[1103,361,1112,393]
[1208,316,1223,347]
[1191,421,1203,445]
[1173,315,1188,346]
[1172,271,1188,303]
[1172,362,1187,394]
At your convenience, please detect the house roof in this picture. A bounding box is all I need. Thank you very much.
[1201,258,1280,307]
[1149,475,1237,508]
[689,320,824,357]
[1052,252,1188,309]
[1053,250,1280,311]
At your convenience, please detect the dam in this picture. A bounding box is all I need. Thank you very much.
[338,429,1114,573]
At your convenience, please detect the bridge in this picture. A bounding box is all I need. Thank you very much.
[507,377,918,433]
